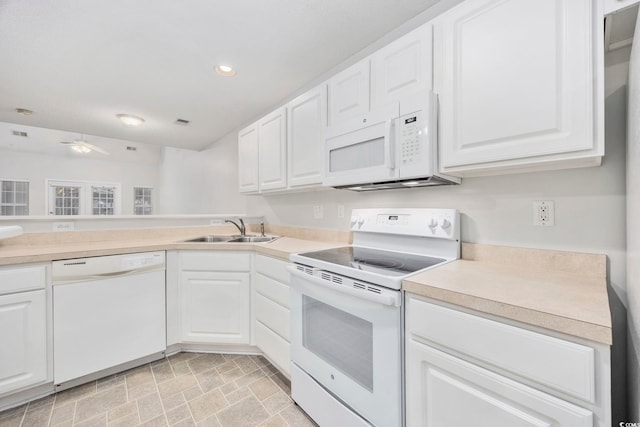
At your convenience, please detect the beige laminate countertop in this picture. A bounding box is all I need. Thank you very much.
[0,226,347,265]
[403,243,612,345]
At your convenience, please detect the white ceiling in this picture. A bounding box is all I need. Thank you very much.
[0,0,443,151]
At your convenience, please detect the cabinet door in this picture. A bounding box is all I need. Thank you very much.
[259,108,287,192]
[287,85,326,188]
[435,0,599,171]
[328,60,370,126]
[0,290,47,394]
[405,338,593,427]
[180,271,250,344]
[238,123,259,193]
[371,23,432,110]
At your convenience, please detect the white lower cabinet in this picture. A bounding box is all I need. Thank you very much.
[179,252,251,345]
[405,294,611,427]
[253,254,291,376]
[0,264,49,396]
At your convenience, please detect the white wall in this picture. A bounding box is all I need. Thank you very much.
[157,146,213,214]
[627,11,640,420]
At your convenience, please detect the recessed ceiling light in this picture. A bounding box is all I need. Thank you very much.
[215,65,236,77]
[16,108,34,115]
[117,114,145,127]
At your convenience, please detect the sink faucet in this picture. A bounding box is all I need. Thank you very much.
[225,218,246,236]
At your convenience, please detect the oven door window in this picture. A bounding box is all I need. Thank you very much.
[302,295,373,392]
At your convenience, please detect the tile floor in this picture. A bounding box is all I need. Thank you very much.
[0,352,317,427]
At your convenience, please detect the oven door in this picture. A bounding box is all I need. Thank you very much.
[323,104,400,187]
[288,265,402,427]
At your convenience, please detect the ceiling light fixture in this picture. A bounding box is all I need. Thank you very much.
[117,114,145,127]
[71,144,91,154]
[215,64,236,77]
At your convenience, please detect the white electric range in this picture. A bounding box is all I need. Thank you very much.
[288,208,460,427]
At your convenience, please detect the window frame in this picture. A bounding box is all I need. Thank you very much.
[0,179,30,216]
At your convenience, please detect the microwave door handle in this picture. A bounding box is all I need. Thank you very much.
[385,118,395,170]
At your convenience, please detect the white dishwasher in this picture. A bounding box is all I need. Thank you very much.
[52,251,166,389]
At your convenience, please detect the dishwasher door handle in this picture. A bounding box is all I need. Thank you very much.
[53,264,165,285]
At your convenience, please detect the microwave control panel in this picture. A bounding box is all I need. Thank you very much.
[397,105,436,179]
[399,112,423,166]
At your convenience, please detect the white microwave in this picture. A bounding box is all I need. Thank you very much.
[323,91,460,190]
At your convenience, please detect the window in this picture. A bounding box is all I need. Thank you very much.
[47,180,121,216]
[52,184,81,215]
[1,180,29,216]
[134,187,153,215]
[92,185,116,215]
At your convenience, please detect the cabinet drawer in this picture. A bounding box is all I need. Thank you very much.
[255,321,290,377]
[255,255,290,284]
[0,264,47,295]
[179,251,250,271]
[406,295,595,402]
[255,292,290,341]
[254,272,289,309]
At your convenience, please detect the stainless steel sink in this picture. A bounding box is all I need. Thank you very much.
[228,236,278,243]
[182,235,237,243]
[181,235,278,243]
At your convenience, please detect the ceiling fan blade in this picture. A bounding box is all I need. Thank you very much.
[77,141,110,155]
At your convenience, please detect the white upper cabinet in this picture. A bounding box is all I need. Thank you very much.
[258,108,287,191]
[371,24,433,111]
[328,22,432,126]
[435,0,603,175]
[287,85,327,188]
[327,60,370,126]
[238,124,259,194]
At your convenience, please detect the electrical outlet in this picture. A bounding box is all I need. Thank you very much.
[533,201,555,226]
[53,222,75,232]
[337,205,345,218]
[313,205,323,219]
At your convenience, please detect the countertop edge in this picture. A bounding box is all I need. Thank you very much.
[403,273,612,346]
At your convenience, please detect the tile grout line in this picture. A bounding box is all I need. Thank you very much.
[152,360,174,426]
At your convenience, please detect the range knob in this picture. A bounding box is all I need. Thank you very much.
[357,217,365,226]
[428,217,438,230]
[350,216,358,228]
[441,218,451,229]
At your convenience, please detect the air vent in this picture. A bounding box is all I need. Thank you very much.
[321,272,331,282]
[367,287,382,294]
[175,119,190,126]
[11,130,28,137]
[353,282,366,290]
[296,265,314,275]
[126,146,137,151]
[332,276,342,284]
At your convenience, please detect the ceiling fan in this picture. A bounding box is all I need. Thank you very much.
[60,137,109,155]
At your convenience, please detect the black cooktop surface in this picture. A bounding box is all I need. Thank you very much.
[298,246,446,277]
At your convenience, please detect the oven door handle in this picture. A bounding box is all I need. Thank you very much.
[287,266,401,307]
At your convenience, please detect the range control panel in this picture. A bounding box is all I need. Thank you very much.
[350,208,459,240]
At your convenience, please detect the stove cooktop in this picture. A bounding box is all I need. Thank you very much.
[297,246,446,277]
